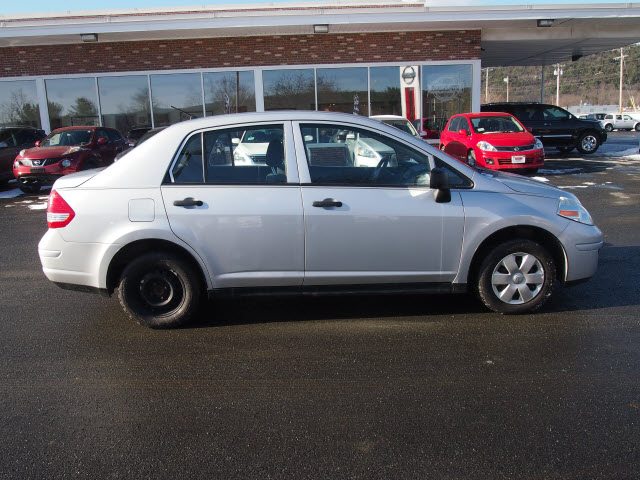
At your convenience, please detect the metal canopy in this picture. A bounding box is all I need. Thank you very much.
[0,1,639,68]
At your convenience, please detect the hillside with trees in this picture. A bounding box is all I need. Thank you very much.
[482,43,640,109]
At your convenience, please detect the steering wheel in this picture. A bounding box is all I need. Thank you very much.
[371,157,391,183]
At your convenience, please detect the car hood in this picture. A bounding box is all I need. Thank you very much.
[51,168,105,189]
[21,145,87,159]
[478,169,570,199]
[476,131,536,146]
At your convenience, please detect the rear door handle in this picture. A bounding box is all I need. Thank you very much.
[173,197,203,207]
[312,198,342,208]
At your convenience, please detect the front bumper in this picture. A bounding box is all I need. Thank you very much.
[478,149,545,170]
[558,221,603,283]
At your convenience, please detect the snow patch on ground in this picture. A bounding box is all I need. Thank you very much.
[0,188,22,199]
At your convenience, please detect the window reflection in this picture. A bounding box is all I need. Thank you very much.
[204,71,255,116]
[150,73,203,126]
[317,67,368,116]
[98,75,151,137]
[263,69,315,111]
[370,67,402,116]
[421,65,472,140]
[0,80,41,128]
[45,78,99,129]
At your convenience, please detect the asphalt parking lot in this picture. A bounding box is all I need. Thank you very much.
[1,132,638,479]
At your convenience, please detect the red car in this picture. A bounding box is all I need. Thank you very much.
[439,112,544,174]
[13,126,125,193]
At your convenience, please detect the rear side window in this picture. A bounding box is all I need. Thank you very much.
[106,129,122,142]
[170,124,287,185]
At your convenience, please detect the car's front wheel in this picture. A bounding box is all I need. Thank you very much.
[576,132,601,155]
[604,123,613,132]
[635,124,640,132]
[467,149,477,168]
[476,239,555,314]
[117,252,202,328]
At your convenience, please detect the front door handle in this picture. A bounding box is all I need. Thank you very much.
[173,197,203,207]
[312,198,342,208]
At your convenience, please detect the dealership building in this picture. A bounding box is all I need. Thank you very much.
[1,1,639,135]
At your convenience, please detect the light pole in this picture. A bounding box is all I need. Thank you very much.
[503,76,509,102]
[615,47,628,113]
[554,64,563,106]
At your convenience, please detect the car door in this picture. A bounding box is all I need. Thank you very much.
[442,117,463,160]
[0,130,21,180]
[161,122,305,289]
[540,105,574,146]
[295,121,465,286]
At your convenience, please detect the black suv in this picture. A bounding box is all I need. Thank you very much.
[481,102,607,155]
[0,126,46,184]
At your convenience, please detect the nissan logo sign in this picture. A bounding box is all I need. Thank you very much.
[402,66,416,85]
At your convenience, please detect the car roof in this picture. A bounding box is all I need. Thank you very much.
[370,115,410,121]
[453,112,517,118]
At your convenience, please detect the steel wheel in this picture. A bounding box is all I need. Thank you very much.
[476,239,555,314]
[491,252,545,305]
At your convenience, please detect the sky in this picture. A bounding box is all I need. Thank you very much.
[1,0,618,16]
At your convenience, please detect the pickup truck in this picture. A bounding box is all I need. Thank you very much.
[600,114,640,132]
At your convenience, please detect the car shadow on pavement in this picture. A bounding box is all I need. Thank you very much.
[548,245,640,312]
[191,292,486,329]
[540,157,612,175]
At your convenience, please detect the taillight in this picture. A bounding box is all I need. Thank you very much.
[47,190,75,228]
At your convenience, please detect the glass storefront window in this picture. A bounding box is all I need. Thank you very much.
[369,67,402,116]
[317,67,368,116]
[98,75,152,137]
[421,64,472,139]
[0,80,41,128]
[45,77,99,129]
[150,73,203,126]
[204,71,255,116]
[263,69,315,111]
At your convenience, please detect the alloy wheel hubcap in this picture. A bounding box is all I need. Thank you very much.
[491,252,545,304]
[582,136,597,152]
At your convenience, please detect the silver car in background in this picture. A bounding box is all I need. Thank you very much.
[39,111,602,328]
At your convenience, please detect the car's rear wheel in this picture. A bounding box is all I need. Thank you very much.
[604,123,613,132]
[19,184,41,194]
[467,149,477,167]
[576,132,600,155]
[476,239,555,314]
[118,252,202,329]
[556,146,574,154]
[635,124,640,132]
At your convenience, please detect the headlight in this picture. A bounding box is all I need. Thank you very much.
[534,138,543,150]
[476,141,497,152]
[14,160,20,169]
[62,146,83,156]
[357,145,379,159]
[557,197,594,225]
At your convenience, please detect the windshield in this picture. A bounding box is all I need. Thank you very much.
[470,116,524,134]
[41,129,93,147]
[382,119,419,137]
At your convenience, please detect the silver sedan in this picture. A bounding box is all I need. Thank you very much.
[38,111,602,328]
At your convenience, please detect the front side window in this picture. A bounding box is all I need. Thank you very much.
[301,123,431,187]
[171,124,287,185]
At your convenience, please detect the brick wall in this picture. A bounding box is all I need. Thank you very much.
[1,30,480,77]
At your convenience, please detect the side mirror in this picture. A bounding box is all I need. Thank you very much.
[0,141,7,148]
[35,140,40,147]
[304,135,314,142]
[429,167,451,203]
[97,137,108,145]
[458,129,469,136]
[526,127,533,133]
[232,137,240,145]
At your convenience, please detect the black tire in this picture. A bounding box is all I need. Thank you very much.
[556,146,574,154]
[604,123,613,132]
[476,239,555,314]
[467,149,477,168]
[117,252,202,329]
[576,131,601,155]
[19,184,41,194]
[81,159,99,171]
[635,124,640,132]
